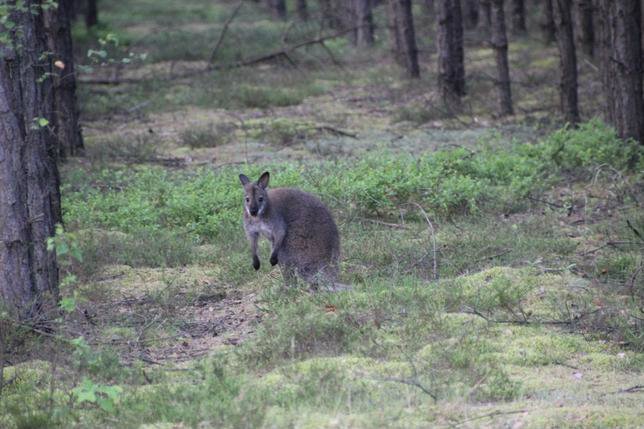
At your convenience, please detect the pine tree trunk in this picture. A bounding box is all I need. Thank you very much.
[44,0,84,159]
[355,0,375,46]
[480,0,492,36]
[576,0,594,56]
[267,0,287,19]
[542,0,556,44]
[463,0,480,29]
[597,0,643,143]
[296,0,308,20]
[490,0,514,115]
[1,0,61,323]
[390,0,420,77]
[437,0,466,106]
[85,0,98,28]
[554,0,580,124]
[511,0,527,34]
[387,0,405,65]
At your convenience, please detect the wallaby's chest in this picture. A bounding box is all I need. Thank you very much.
[245,218,274,240]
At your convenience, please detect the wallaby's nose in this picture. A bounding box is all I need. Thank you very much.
[250,208,258,216]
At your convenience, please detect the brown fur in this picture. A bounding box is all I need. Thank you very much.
[239,172,341,287]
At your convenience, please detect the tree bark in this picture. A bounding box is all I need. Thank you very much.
[554,0,580,124]
[85,0,98,28]
[1,0,61,322]
[479,0,492,36]
[387,0,404,65]
[576,0,594,56]
[542,0,556,44]
[296,0,308,20]
[490,0,513,115]
[597,0,643,143]
[44,0,84,159]
[390,0,420,77]
[437,0,466,107]
[267,0,287,19]
[510,0,527,34]
[355,0,375,46]
[463,0,480,29]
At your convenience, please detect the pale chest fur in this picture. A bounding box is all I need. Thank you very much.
[244,217,275,241]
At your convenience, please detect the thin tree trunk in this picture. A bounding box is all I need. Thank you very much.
[510,0,527,34]
[597,0,643,143]
[554,0,580,124]
[267,0,287,19]
[480,0,492,36]
[355,0,375,46]
[85,0,98,28]
[424,0,435,14]
[296,0,309,20]
[463,0,480,29]
[437,0,466,107]
[44,0,84,159]
[388,0,404,65]
[1,0,61,323]
[390,0,420,77]
[542,0,556,43]
[490,0,513,115]
[576,0,594,56]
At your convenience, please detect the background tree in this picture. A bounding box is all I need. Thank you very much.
[510,0,527,34]
[596,0,643,143]
[389,0,420,77]
[1,0,61,323]
[462,0,480,29]
[490,0,513,115]
[437,0,466,106]
[86,0,98,28]
[44,0,85,158]
[479,0,492,36]
[266,0,287,19]
[541,0,556,43]
[354,0,375,47]
[553,0,580,124]
[576,0,594,56]
[296,0,308,20]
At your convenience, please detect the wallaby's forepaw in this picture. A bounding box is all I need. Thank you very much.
[252,255,260,270]
[270,253,278,266]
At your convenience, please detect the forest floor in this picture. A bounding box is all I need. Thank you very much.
[1,1,643,428]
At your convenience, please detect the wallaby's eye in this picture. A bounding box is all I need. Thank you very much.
[245,197,250,203]
[258,197,264,203]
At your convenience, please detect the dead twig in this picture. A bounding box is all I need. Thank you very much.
[527,196,565,209]
[447,409,528,428]
[359,218,408,229]
[581,241,642,256]
[316,125,358,139]
[408,202,438,281]
[208,2,244,65]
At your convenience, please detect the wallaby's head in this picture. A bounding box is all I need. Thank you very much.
[239,171,270,217]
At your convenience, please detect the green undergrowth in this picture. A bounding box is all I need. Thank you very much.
[63,120,642,241]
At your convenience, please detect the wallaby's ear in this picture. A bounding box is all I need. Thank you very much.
[239,174,251,186]
[257,171,270,189]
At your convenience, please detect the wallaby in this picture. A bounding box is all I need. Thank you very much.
[239,171,348,290]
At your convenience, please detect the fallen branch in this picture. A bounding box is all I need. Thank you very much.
[581,241,642,256]
[359,218,408,229]
[447,409,528,428]
[316,125,358,139]
[79,27,359,85]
